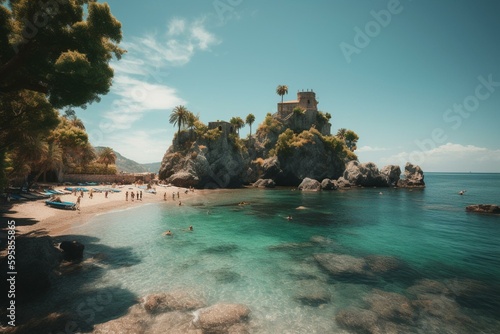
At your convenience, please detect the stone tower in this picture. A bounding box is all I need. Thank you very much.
[296,90,318,111]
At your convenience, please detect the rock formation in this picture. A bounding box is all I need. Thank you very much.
[159,134,250,188]
[158,113,424,188]
[465,204,500,214]
[59,240,84,261]
[298,178,321,191]
[253,178,275,188]
[397,162,425,188]
[0,236,62,302]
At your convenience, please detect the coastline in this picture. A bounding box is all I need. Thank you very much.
[2,184,201,237]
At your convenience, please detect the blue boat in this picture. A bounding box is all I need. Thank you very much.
[45,200,77,210]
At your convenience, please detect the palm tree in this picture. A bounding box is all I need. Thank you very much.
[169,105,190,141]
[246,113,255,140]
[230,116,245,135]
[98,147,116,172]
[276,85,288,113]
[34,142,64,183]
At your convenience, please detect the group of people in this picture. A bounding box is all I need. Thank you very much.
[125,190,143,201]
[163,225,193,236]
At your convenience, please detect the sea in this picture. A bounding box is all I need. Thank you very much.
[31,173,500,333]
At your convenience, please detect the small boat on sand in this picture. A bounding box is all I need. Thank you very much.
[45,200,77,210]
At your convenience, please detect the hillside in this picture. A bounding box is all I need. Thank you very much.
[95,147,160,173]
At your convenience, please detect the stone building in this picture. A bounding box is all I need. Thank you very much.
[208,121,236,137]
[277,90,319,116]
[276,89,331,136]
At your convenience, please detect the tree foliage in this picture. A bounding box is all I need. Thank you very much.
[0,0,124,109]
[344,130,359,152]
[97,146,116,172]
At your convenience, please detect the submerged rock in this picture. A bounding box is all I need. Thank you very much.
[364,289,414,323]
[465,204,500,214]
[194,303,251,333]
[93,304,150,334]
[142,291,206,314]
[314,253,368,277]
[294,279,331,307]
[335,307,379,333]
[364,255,407,275]
[412,293,472,325]
[407,279,450,296]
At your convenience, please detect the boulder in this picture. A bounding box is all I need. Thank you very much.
[1,236,62,302]
[59,240,85,261]
[261,156,283,180]
[343,161,390,187]
[380,165,401,186]
[336,177,351,188]
[321,178,338,190]
[465,204,500,214]
[397,162,425,188]
[194,303,250,333]
[167,171,199,188]
[253,178,275,188]
[92,304,150,334]
[142,291,206,314]
[298,178,321,191]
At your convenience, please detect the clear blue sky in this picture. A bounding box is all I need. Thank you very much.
[78,0,500,172]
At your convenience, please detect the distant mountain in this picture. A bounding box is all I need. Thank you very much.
[95,146,161,174]
[141,162,162,173]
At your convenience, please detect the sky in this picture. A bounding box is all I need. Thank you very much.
[77,0,500,172]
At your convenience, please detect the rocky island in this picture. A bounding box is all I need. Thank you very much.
[159,88,425,189]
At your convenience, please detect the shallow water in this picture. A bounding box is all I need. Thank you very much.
[39,174,500,332]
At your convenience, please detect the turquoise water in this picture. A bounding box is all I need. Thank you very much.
[55,173,500,333]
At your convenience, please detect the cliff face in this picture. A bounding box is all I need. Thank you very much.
[158,132,250,188]
[159,119,352,188]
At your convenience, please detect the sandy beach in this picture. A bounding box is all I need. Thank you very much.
[2,184,199,237]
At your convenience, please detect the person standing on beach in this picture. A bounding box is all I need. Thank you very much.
[136,191,139,201]
[177,191,180,199]
[131,191,135,201]
[105,190,108,198]
[126,191,129,201]
[172,192,175,200]
[76,195,81,211]
[89,189,93,199]
[140,191,143,201]
[80,190,84,198]
[164,192,167,201]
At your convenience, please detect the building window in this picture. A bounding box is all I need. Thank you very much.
[307,99,310,105]
[230,126,233,133]
[218,126,222,131]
